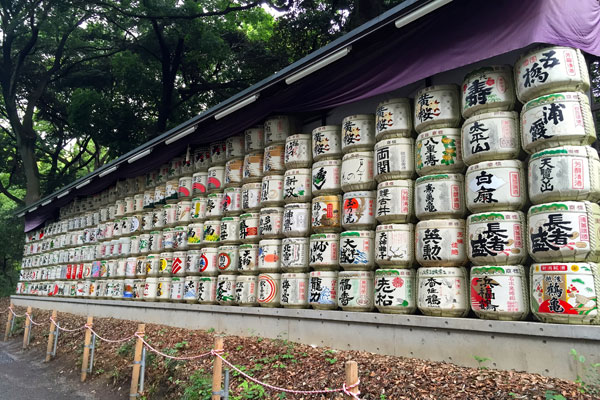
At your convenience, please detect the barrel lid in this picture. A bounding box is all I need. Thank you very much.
[281,272,309,278]
[236,275,258,281]
[313,125,341,133]
[240,212,260,218]
[416,84,459,95]
[338,270,374,278]
[529,201,597,215]
[343,190,376,197]
[417,218,465,228]
[467,211,524,223]
[285,168,311,175]
[266,143,285,149]
[416,128,461,141]
[417,266,467,276]
[259,239,282,245]
[340,230,375,238]
[221,216,239,221]
[376,223,414,231]
[342,114,375,121]
[287,133,311,140]
[239,243,259,249]
[375,268,415,276]
[217,245,238,250]
[466,159,523,172]
[258,273,281,279]
[416,173,464,184]
[284,202,311,209]
[470,265,525,275]
[377,179,412,188]
[313,195,341,201]
[313,159,341,167]
[375,137,414,147]
[201,246,218,252]
[192,171,208,177]
[242,182,262,188]
[531,262,597,274]
[530,145,599,161]
[310,233,339,239]
[310,270,338,277]
[208,165,225,170]
[342,151,373,160]
[463,64,512,80]
[524,91,588,111]
[261,207,284,213]
[262,174,284,180]
[204,219,221,223]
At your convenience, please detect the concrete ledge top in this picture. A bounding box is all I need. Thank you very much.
[11,295,600,341]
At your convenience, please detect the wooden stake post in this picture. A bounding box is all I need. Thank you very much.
[22,306,32,349]
[129,323,146,398]
[344,361,359,399]
[80,316,94,382]
[211,337,224,400]
[46,310,58,362]
[3,302,14,341]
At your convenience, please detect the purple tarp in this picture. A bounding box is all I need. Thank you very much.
[25,0,600,231]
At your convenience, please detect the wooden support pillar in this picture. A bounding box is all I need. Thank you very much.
[129,324,146,398]
[344,361,359,399]
[80,316,94,382]
[22,306,32,349]
[211,337,224,400]
[3,302,14,342]
[45,310,58,362]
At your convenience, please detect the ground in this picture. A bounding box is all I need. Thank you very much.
[0,297,595,400]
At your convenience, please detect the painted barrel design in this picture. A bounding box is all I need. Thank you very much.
[416,219,466,267]
[178,175,193,199]
[192,172,208,196]
[280,273,309,308]
[199,247,219,276]
[467,211,527,266]
[527,201,600,263]
[165,180,179,204]
[281,237,309,272]
[462,111,521,166]
[171,251,186,276]
[206,193,225,219]
[312,159,341,195]
[261,175,284,206]
[341,152,375,191]
[339,231,375,271]
[417,266,469,317]
[158,252,173,276]
[207,166,225,192]
[414,85,461,133]
[145,254,160,277]
[191,197,207,221]
[187,222,203,248]
[521,92,595,154]
[263,144,285,176]
[258,239,282,272]
[264,115,295,145]
[241,183,262,211]
[242,153,264,183]
[375,98,413,140]
[176,201,192,225]
[258,273,281,307]
[170,277,185,302]
[283,168,311,203]
[220,216,240,244]
[465,160,527,213]
[282,203,311,238]
[337,271,374,311]
[162,228,175,250]
[184,250,202,275]
[415,129,463,176]
[311,195,342,233]
[143,277,158,301]
[235,275,258,306]
[312,125,342,161]
[216,274,236,305]
[148,231,163,253]
[461,65,516,118]
[530,262,599,325]
[224,158,243,188]
[168,156,183,180]
[198,277,218,304]
[210,141,227,166]
[342,191,376,230]
[528,146,600,205]
[217,245,239,273]
[374,269,416,314]
[375,138,415,182]
[470,265,529,321]
[259,207,283,239]
[163,205,177,227]
[141,213,153,232]
[284,134,312,169]
[224,187,242,216]
[238,244,259,274]
[415,174,466,220]
[156,277,171,301]
[239,213,260,243]
[375,223,414,266]
[375,180,413,223]
[514,46,590,103]
[309,233,339,271]
[183,276,200,303]
[341,114,375,153]
[226,135,245,160]
[309,271,338,309]
[244,126,265,153]
[202,220,222,247]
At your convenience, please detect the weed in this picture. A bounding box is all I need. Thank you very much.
[181,369,212,400]
[323,349,336,356]
[473,355,491,370]
[570,349,600,395]
[379,395,387,400]
[231,364,253,378]
[325,357,338,364]
[207,327,215,333]
[272,363,287,369]
[544,390,567,400]
[174,340,189,350]
[236,379,266,399]
[256,337,263,343]
[109,366,121,384]
[117,342,134,356]
[236,345,244,351]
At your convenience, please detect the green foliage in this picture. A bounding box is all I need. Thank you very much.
[232,379,266,399]
[473,355,491,370]
[181,369,213,400]
[544,390,567,400]
[117,342,134,357]
[0,204,23,297]
[570,349,600,395]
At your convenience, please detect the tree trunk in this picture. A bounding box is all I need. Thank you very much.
[16,130,41,205]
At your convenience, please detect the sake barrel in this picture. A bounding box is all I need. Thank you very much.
[171,251,186,276]
[261,175,284,206]
[158,252,173,276]
[220,216,240,244]
[178,175,193,200]
[152,208,165,230]
[282,203,311,238]
[415,174,466,220]
[239,213,260,243]
[416,219,466,267]
[259,207,283,238]
[238,244,259,274]
[264,115,295,145]
[206,192,225,219]
[375,180,414,223]
[191,197,207,221]
[283,168,312,203]
[198,276,218,304]
[148,230,163,253]
[374,269,417,314]
[339,231,375,271]
[134,194,144,213]
[185,250,202,275]
[281,273,309,308]
[165,180,179,204]
[245,126,265,153]
[415,129,463,176]
[183,276,200,303]
[176,200,192,224]
[465,160,528,212]
[135,256,146,278]
[462,111,521,165]
[241,183,261,211]
[124,197,135,215]
[312,125,342,161]
[242,153,264,183]
[375,98,413,140]
[226,135,244,160]
[312,159,341,195]
[470,265,529,320]
[163,204,177,227]
[258,272,281,307]
[527,201,600,263]
[210,141,227,166]
[310,233,339,270]
[162,228,175,250]
[223,188,242,217]
[192,172,208,196]
[341,152,375,191]
[311,195,342,233]
[115,199,126,217]
[155,277,171,301]
[170,277,184,302]
[145,254,161,277]
[414,85,461,133]
[217,245,239,273]
[207,166,225,192]
[530,262,599,325]
[281,237,309,272]
[417,266,469,317]
[141,212,153,232]
[284,134,312,168]
[528,146,600,204]
[132,279,145,300]
[129,214,142,235]
[342,191,376,230]
[467,211,527,266]
[515,46,590,103]
[199,247,219,276]
[168,156,183,180]
[461,65,516,118]
[263,144,285,175]
[216,274,236,305]
[125,257,137,278]
[375,224,415,266]
[202,219,221,246]
[187,222,203,248]
[143,277,158,301]
[235,275,258,306]
[341,114,375,153]
[224,158,243,188]
[375,138,414,182]
[521,92,595,154]
[309,271,338,309]
[258,239,282,272]
[337,271,374,311]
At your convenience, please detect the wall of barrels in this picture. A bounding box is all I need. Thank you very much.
[16,45,599,325]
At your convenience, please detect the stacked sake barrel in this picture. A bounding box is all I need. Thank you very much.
[459,66,530,321]
[514,46,600,325]
[412,85,470,317]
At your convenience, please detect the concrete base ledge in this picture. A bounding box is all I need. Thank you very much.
[11,295,600,380]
